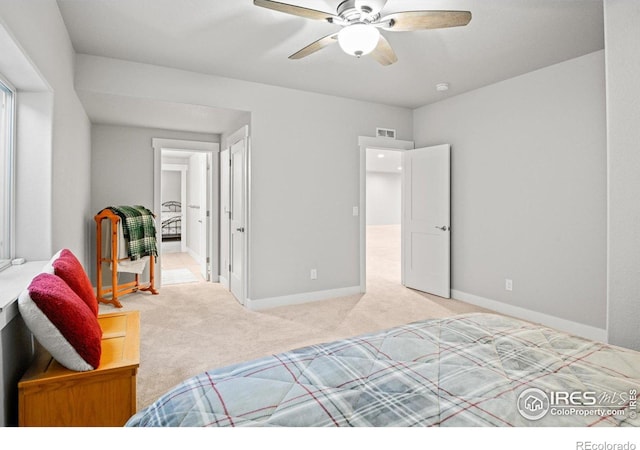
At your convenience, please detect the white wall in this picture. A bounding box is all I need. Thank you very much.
[161,170,180,204]
[366,172,401,226]
[413,51,607,333]
[76,55,414,304]
[14,93,53,260]
[604,0,640,350]
[221,112,251,150]
[90,124,219,281]
[0,0,91,265]
[0,0,91,426]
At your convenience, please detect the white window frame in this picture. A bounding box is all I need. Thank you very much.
[0,73,16,271]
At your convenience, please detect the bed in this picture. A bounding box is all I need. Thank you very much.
[161,201,182,241]
[126,313,640,427]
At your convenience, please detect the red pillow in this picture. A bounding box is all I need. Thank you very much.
[18,273,102,371]
[44,249,98,316]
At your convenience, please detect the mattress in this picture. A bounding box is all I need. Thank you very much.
[126,313,640,427]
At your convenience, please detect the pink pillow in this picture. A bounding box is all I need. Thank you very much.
[18,273,102,371]
[43,249,98,316]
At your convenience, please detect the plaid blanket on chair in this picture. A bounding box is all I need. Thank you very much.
[108,205,158,260]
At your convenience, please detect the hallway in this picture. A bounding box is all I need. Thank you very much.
[160,252,205,285]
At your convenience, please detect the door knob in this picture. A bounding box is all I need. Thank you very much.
[236,227,245,232]
[435,225,449,231]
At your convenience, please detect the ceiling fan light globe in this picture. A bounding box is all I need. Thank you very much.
[338,24,380,57]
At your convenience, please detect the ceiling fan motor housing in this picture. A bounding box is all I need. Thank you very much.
[338,0,379,23]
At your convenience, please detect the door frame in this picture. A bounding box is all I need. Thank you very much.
[219,147,230,289]
[152,138,220,287]
[358,136,414,293]
[198,153,211,279]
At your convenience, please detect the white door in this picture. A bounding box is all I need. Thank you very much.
[219,148,230,289]
[229,135,246,304]
[402,144,451,298]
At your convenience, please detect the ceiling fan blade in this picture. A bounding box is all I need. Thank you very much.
[254,0,337,22]
[379,10,472,31]
[370,34,397,66]
[289,33,339,60]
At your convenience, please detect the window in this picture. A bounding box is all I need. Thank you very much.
[0,74,15,271]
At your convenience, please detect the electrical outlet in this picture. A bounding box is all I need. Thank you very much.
[310,269,317,280]
[505,279,513,291]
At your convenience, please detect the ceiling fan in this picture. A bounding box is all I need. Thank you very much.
[253,0,472,66]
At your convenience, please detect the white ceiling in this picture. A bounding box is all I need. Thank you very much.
[57,0,604,124]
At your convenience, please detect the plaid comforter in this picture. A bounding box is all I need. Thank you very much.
[126,313,640,427]
[108,205,157,260]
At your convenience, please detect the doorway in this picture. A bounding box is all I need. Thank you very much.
[359,137,452,299]
[359,136,413,292]
[152,138,220,288]
[160,151,209,285]
[365,148,403,288]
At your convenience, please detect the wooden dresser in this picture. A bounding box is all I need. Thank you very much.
[18,310,140,427]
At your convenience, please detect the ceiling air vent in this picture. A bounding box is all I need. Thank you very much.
[376,127,396,139]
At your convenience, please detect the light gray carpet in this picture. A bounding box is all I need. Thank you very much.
[161,268,198,285]
[100,281,490,412]
[99,225,491,411]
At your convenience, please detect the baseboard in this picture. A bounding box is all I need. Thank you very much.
[451,290,607,343]
[186,248,204,265]
[246,285,361,311]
